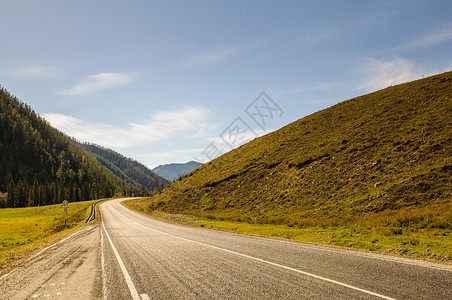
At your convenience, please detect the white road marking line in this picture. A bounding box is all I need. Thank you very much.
[121,197,452,273]
[28,230,83,261]
[0,268,16,280]
[140,294,151,300]
[121,200,452,273]
[101,223,107,300]
[110,207,396,300]
[0,230,84,281]
[102,221,141,300]
[270,238,452,273]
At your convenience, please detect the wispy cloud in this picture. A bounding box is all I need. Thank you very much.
[128,106,215,140]
[180,47,242,68]
[58,72,133,95]
[178,40,265,69]
[14,66,58,79]
[399,23,452,51]
[43,106,214,149]
[358,57,436,92]
[271,82,335,99]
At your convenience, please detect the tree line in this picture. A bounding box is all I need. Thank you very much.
[0,87,137,208]
[75,141,169,191]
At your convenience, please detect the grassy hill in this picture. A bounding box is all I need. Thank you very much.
[153,161,202,182]
[0,87,132,207]
[128,72,451,261]
[75,142,169,193]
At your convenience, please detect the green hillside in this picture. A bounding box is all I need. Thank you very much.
[131,72,451,259]
[90,153,141,189]
[75,142,169,193]
[0,87,131,207]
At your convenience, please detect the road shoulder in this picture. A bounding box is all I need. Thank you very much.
[0,223,102,299]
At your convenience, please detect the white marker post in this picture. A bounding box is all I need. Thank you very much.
[63,200,69,227]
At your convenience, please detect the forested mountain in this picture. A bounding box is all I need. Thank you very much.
[75,142,169,193]
[0,87,133,208]
[153,161,202,182]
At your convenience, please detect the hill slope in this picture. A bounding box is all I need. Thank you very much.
[143,72,451,230]
[0,87,130,207]
[75,142,169,192]
[153,161,202,182]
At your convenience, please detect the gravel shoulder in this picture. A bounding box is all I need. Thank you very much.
[0,223,102,300]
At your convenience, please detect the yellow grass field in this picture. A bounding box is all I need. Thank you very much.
[0,200,96,269]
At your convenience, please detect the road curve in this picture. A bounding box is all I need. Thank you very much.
[100,198,451,300]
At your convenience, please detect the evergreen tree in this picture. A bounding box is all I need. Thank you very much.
[0,87,136,208]
[30,178,39,206]
[6,178,15,207]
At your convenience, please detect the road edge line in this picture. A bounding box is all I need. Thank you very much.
[101,225,107,300]
[0,229,84,281]
[122,200,451,273]
[101,221,140,300]
[116,209,397,300]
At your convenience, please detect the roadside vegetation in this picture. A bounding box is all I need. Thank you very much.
[125,72,452,263]
[0,200,96,269]
[125,199,451,262]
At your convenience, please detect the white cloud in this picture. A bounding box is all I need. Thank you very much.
[272,82,335,98]
[181,47,241,68]
[58,72,133,95]
[43,113,132,148]
[400,23,452,50]
[14,66,57,79]
[358,58,436,92]
[42,106,213,149]
[128,106,214,141]
[178,40,265,69]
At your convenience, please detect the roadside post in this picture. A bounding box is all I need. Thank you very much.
[63,200,69,227]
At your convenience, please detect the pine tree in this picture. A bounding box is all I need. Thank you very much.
[6,178,15,207]
[30,178,39,206]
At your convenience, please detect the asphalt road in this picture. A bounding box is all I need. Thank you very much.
[0,224,101,299]
[1,197,451,299]
[99,198,451,300]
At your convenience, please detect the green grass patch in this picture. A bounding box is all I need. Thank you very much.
[0,200,97,269]
[191,219,451,262]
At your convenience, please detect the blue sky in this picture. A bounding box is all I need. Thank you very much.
[1,1,451,168]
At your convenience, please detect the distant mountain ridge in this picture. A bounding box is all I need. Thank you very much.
[75,142,169,192]
[153,161,202,182]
